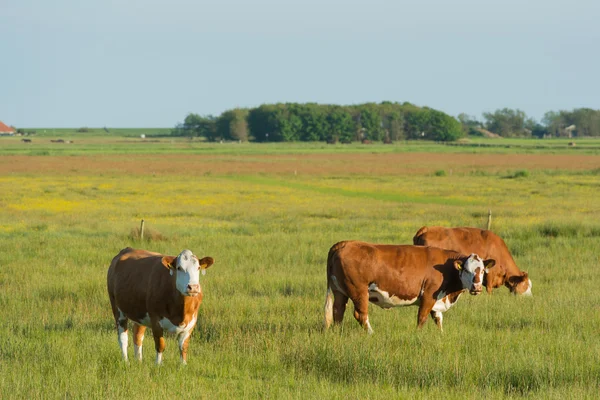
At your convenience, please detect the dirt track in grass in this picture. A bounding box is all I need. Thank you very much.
[1,153,599,176]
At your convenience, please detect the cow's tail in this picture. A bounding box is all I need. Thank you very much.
[324,241,346,331]
[413,226,428,245]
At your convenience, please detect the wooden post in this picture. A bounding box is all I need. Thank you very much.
[140,219,145,241]
[487,210,492,230]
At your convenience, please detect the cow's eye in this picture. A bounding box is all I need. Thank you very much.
[177,266,183,271]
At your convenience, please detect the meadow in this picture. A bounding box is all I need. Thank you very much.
[0,138,599,399]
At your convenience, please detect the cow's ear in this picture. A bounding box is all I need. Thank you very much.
[483,259,496,272]
[454,260,464,271]
[198,257,214,276]
[161,256,177,270]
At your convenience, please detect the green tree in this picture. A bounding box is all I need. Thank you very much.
[216,109,249,141]
[180,113,217,140]
[298,104,329,141]
[428,110,463,141]
[357,105,384,141]
[327,106,355,142]
[483,108,530,137]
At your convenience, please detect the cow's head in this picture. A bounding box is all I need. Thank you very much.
[162,250,215,297]
[454,254,495,295]
[506,272,532,296]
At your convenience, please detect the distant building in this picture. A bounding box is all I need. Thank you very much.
[0,121,16,136]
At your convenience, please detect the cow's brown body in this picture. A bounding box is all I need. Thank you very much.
[413,226,531,295]
[107,247,214,364]
[323,241,494,333]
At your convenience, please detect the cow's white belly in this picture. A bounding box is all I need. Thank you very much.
[135,314,197,335]
[368,283,418,309]
[431,293,462,313]
[159,315,197,335]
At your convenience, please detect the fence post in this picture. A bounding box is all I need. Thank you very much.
[140,219,145,241]
[487,210,492,230]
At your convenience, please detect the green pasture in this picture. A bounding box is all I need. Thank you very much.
[0,146,599,398]
[2,134,600,156]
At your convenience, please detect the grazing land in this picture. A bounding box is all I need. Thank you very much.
[1,138,599,399]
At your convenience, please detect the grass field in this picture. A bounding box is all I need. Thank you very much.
[0,139,599,399]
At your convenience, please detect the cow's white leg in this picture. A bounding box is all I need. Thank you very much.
[133,323,146,362]
[178,331,191,365]
[134,342,142,361]
[118,326,128,361]
[117,310,129,361]
[365,317,374,335]
[151,319,166,366]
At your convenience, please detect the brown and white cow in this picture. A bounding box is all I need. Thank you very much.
[107,247,214,364]
[413,226,532,296]
[323,241,495,333]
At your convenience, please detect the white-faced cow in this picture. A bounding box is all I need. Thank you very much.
[413,226,532,296]
[107,247,214,364]
[323,241,495,333]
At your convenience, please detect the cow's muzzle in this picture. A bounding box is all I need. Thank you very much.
[469,285,483,295]
[186,284,200,296]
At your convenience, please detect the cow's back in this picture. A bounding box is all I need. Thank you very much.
[414,226,517,272]
[107,248,167,316]
[330,241,459,297]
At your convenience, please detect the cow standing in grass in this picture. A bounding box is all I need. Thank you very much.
[107,247,214,364]
[413,226,532,295]
[323,241,495,333]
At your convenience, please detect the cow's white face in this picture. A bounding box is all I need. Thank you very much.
[455,254,495,295]
[163,250,214,297]
[174,250,202,296]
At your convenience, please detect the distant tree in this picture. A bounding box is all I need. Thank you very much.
[247,104,302,142]
[404,109,430,139]
[183,102,471,143]
[180,113,217,140]
[216,109,249,141]
[297,104,329,141]
[326,106,355,143]
[428,110,463,141]
[483,108,530,137]
[247,105,275,142]
[531,123,547,138]
[542,111,564,137]
[569,108,600,137]
[457,113,483,136]
[383,111,404,141]
[357,104,384,141]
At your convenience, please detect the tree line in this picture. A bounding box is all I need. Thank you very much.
[174,103,600,142]
[460,108,600,138]
[173,102,462,143]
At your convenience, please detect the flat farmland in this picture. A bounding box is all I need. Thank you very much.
[0,142,599,399]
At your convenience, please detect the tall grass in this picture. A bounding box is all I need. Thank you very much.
[1,151,599,398]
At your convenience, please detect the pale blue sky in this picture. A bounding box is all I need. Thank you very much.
[2,0,599,127]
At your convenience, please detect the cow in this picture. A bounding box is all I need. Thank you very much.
[323,241,495,333]
[107,247,214,364]
[413,226,532,296]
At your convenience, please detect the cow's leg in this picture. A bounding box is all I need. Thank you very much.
[115,310,129,361]
[109,294,129,361]
[178,330,193,365]
[333,291,349,325]
[351,295,373,334]
[133,323,146,361]
[151,319,166,365]
[417,298,435,329]
[430,311,444,332]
